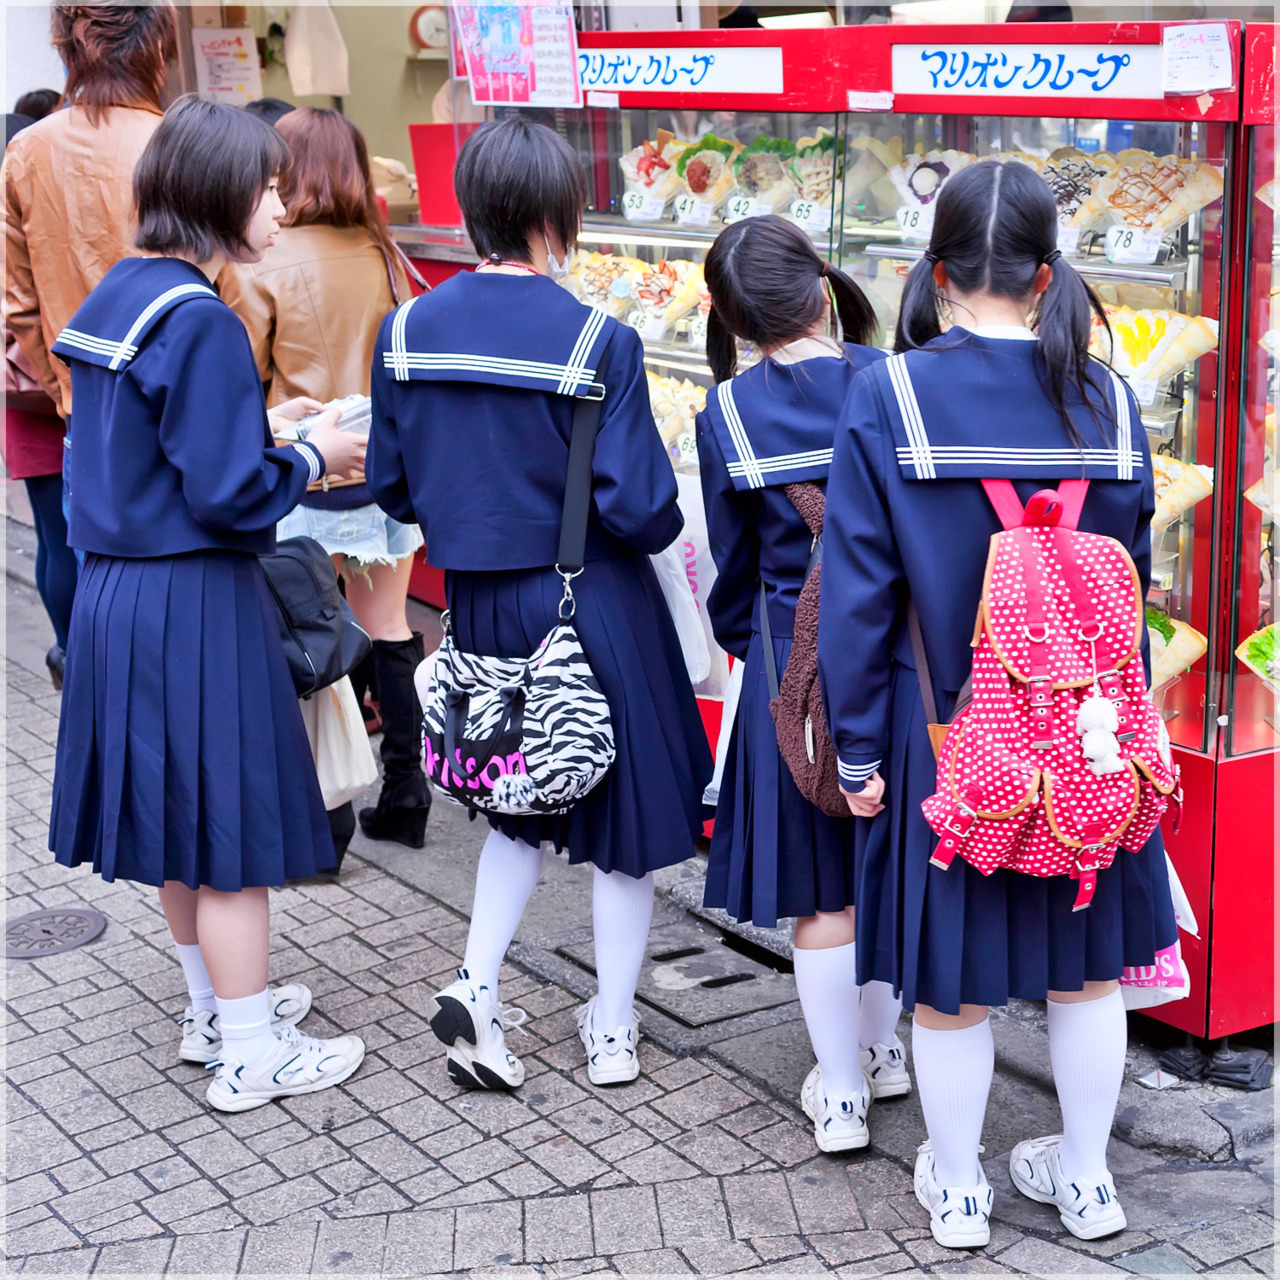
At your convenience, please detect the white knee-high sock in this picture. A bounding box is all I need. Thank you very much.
[175,943,217,1015]
[1047,989,1127,1183]
[462,830,545,998]
[591,868,653,1030]
[913,1018,995,1187]
[215,990,277,1069]
[857,980,904,1050]
[793,940,864,1100]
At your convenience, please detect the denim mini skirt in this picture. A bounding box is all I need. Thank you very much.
[277,502,424,567]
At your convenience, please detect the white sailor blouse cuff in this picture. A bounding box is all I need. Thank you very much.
[838,756,882,794]
[292,442,325,486]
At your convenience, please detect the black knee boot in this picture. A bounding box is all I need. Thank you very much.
[359,633,431,848]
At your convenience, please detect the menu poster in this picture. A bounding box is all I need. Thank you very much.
[448,6,468,81]
[454,3,582,109]
[191,28,263,105]
[1161,23,1234,96]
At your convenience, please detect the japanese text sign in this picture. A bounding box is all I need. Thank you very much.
[191,28,262,105]
[891,43,1164,101]
[577,45,783,97]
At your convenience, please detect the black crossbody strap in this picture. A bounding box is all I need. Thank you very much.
[906,601,938,727]
[556,329,616,573]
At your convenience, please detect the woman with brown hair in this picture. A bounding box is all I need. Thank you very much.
[222,107,432,851]
[4,2,177,686]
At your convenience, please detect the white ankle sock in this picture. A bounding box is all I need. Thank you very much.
[215,990,277,1069]
[857,980,904,1050]
[913,1017,994,1187]
[175,943,217,1015]
[591,868,653,1030]
[793,940,864,1100]
[462,830,545,998]
[1047,989,1127,1183]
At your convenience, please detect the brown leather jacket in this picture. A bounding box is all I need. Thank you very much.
[221,225,410,489]
[3,104,163,418]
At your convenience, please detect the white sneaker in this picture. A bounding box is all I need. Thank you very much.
[860,1038,912,1099]
[205,1023,365,1113]
[178,984,314,1064]
[1010,1135,1127,1240]
[426,969,527,1090]
[575,996,641,1085]
[800,1064,872,1153]
[914,1141,993,1248]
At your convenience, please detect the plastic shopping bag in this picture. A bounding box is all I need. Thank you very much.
[702,657,743,807]
[298,675,378,810]
[1119,853,1197,1010]
[674,471,731,699]
[651,542,711,685]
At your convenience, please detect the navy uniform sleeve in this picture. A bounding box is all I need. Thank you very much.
[366,314,417,525]
[696,406,759,660]
[1129,384,1156,684]
[818,370,906,793]
[137,302,311,533]
[591,325,683,554]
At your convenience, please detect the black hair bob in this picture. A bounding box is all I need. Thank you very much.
[895,159,1111,438]
[703,214,878,383]
[134,95,290,263]
[454,115,588,263]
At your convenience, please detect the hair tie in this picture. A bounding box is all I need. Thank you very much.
[819,261,830,277]
[923,250,940,264]
[1043,249,1062,266]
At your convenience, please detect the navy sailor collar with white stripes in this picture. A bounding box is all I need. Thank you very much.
[51,257,218,372]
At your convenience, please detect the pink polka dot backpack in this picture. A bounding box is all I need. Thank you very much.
[914,479,1182,910]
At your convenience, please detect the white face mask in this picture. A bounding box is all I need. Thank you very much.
[544,235,572,283]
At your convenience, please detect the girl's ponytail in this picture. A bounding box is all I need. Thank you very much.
[1033,251,1111,435]
[826,263,877,348]
[894,255,945,352]
[706,304,738,384]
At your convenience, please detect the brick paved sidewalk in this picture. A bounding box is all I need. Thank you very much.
[4,624,1275,1278]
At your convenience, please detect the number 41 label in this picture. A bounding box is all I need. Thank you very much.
[1105,226,1163,265]
[675,194,714,227]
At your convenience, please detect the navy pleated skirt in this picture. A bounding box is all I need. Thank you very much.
[446,553,712,877]
[705,630,858,928]
[50,552,335,889]
[856,663,1178,1014]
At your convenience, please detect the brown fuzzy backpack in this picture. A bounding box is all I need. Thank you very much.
[759,482,849,818]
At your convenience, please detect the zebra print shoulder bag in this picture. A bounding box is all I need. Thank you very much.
[417,333,617,815]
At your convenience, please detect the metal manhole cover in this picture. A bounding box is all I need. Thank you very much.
[7,908,107,959]
[557,922,796,1028]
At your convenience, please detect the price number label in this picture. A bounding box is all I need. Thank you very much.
[687,314,709,350]
[896,205,934,245]
[1129,377,1160,408]
[675,194,715,227]
[622,190,665,222]
[791,199,832,234]
[1105,225,1162,265]
[678,433,699,461]
[1056,224,1082,257]
[724,195,760,223]
[628,309,667,345]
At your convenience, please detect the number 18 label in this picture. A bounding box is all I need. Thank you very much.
[896,205,934,244]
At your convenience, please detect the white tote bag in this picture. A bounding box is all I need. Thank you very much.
[298,676,378,810]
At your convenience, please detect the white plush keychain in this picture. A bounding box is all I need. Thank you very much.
[1077,690,1125,775]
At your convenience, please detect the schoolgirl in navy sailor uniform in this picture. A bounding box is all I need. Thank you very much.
[366,117,712,1091]
[48,98,370,1113]
[819,161,1177,1248]
[695,215,907,1154]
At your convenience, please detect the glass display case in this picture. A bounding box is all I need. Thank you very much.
[395,20,1272,1035]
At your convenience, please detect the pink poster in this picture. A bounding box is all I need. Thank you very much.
[452,2,582,109]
